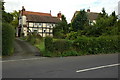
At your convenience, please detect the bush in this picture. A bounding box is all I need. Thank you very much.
[45,36,53,52]
[73,36,119,54]
[44,37,72,55]
[27,32,43,45]
[2,23,15,56]
[62,50,78,56]
[53,40,72,53]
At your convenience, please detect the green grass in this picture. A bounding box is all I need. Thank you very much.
[35,41,45,52]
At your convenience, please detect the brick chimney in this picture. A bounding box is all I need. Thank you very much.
[57,11,62,20]
[87,9,90,12]
[22,6,25,11]
[21,6,25,16]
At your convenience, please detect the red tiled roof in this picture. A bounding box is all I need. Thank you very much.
[21,11,60,23]
[23,11,51,16]
[26,14,60,23]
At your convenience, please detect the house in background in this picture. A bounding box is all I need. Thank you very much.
[71,9,99,25]
[17,6,61,37]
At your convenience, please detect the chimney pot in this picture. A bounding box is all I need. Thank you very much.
[87,9,90,12]
[57,11,62,20]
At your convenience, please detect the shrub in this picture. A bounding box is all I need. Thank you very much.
[27,32,43,45]
[73,36,119,54]
[44,37,72,55]
[62,50,78,56]
[45,36,53,52]
[2,23,15,56]
[53,40,72,53]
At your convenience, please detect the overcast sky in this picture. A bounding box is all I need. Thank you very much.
[4,0,120,23]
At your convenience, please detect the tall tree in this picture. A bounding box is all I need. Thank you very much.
[2,2,13,23]
[53,15,68,38]
[98,8,108,19]
[72,9,88,31]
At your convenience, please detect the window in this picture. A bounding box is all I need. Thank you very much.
[34,23,38,27]
[39,23,42,27]
[47,23,50,27]
[44,30,46,32]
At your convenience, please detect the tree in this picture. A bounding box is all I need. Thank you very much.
[98,8,108,19]
[2,2,13,23]
[53,15,69,38]
[11,10,19,28]
[72,9,88,31]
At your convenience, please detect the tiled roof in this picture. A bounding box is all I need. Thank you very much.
[87,12,99,20]
[23,11,51,16]
[71,11,99,22]
[26,14,60,23]
[22,11,60,23]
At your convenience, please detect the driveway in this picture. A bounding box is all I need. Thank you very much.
[3,38,41,60]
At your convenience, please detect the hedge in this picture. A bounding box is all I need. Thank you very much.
[45,37,72,53]
[73,36,119,54]
[2,23,15,56]
[45,36,53,52]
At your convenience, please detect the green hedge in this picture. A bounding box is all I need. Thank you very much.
[45,37,72,54]
[2,23,15,56]
[53,40,72,53]
[73,36,119,54]
[45,36,53,52]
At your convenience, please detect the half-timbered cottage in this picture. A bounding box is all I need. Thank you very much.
[17,6,61,37]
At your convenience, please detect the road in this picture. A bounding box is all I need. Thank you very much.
[2,53,119,78]
[2,38,119,78]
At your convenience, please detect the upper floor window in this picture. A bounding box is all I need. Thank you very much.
[47,23,50,27]
[34,23,38,26]
[39,23,42,27]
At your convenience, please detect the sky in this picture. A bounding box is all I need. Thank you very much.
[3,0,120,23]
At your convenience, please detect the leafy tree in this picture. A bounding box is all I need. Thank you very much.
[98,8,108,18]
[11,10,19,28]
[2,1,15,56]
[2,2,13,23]
[53,15,69,38]
[72,9,88,31]
[80,9,118,37]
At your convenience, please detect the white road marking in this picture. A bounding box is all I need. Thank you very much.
[1,57,46,63]
[76,63,120,73]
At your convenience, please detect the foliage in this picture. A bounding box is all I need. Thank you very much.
[72,9,88,31]
[53,15,69,38]
[2,1,13,23]
[45,36,53,52]
[45,37,72,54]
[53,39,72,53]
[2,11,13,23]
[73,36,119,54]
[11,10,19,28]
[62,50,79,56]
[82,9,118,37]
[66,31,81,40]
[27,32,43,45]
[2,23,15,56]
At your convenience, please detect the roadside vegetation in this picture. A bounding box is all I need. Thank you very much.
[2,2,15,56]
[21,8,119,57]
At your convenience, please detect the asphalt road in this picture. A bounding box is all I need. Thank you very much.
[2,53,119,78]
